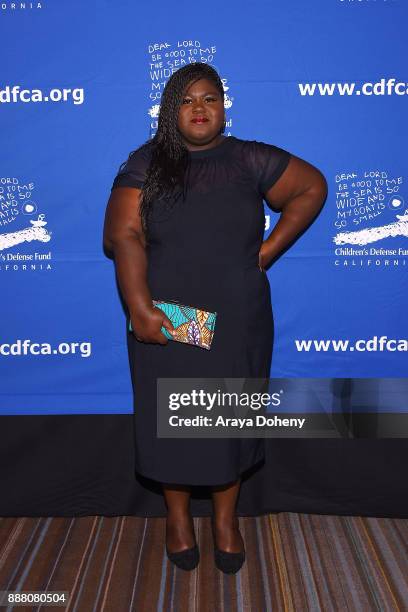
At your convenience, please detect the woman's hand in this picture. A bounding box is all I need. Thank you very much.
[258,243,269,271]
[130,305,175,344]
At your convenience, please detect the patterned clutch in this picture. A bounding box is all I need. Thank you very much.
[128,299,217,350]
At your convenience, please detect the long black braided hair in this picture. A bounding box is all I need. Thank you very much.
[138,63,225,238]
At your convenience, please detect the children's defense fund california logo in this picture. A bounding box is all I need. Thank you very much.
[0,177,52,272]
[333,170,407,268]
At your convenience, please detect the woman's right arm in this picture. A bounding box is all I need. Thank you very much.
[103,186,174,344]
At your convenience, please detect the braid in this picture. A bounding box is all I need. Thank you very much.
[139,63,225,239]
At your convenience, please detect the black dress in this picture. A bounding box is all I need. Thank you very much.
[111,135,291,485]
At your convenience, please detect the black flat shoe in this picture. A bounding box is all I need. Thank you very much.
[211,517,246,574]
[166,543,200,571]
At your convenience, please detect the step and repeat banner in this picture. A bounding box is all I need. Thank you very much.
[1,1,407,415]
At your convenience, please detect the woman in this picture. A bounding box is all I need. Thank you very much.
[103,63,327,573]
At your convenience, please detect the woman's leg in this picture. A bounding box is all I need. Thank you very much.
[211,478,244,552]
[162,483,196,553]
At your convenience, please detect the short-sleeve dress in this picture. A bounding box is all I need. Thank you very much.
[111,135,291,485]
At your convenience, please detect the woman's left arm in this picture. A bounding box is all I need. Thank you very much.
[259,155,328,270]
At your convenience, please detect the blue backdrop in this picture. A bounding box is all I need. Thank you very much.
[1,0,406,415]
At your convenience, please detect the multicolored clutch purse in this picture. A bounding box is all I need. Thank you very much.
[128,299,217,350]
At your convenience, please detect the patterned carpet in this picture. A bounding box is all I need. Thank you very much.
[0,514,406,611]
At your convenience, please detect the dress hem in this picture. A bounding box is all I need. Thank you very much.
[134,455,265,487]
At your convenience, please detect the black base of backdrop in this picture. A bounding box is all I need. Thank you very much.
[0,415,406,518]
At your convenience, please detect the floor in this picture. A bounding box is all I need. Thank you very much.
[0,513,406,611]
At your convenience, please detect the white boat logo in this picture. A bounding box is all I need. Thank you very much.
[0,214,51,251]
[334,209,408,246]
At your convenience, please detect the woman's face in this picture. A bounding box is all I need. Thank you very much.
[177,78,225,149]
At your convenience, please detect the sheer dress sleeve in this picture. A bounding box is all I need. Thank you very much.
[246,140,292,197]
[111,142,152,191]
